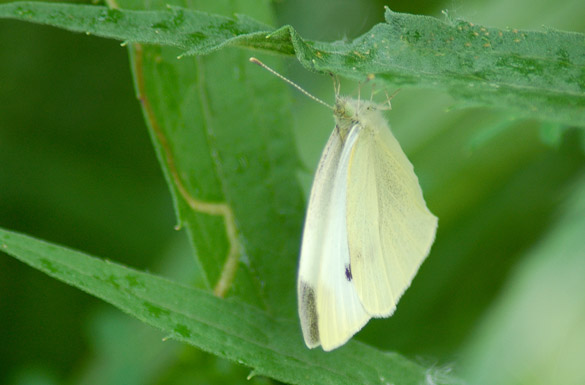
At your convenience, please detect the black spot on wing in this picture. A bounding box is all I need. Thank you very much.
[345,264,353,281]
[299,281,320,345]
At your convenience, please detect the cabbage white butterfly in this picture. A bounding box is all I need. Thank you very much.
[250,58,438,351]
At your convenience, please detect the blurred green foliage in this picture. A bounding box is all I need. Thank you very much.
[1,0,584,384]
[0,15,174,383]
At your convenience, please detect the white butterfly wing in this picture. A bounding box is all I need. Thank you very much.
[298,126,369,351]
[297,129,342,348]
[347,123,438,316]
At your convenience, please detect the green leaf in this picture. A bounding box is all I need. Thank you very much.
[0,227,459,385]
[122,0,304,315]
[1,1,585,127]
[133,47,305,314]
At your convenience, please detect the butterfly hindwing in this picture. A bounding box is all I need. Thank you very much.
[346,113,438,316]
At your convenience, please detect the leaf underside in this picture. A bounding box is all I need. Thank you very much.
[1,1,584,127]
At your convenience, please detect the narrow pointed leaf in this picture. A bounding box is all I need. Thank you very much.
[0,227,460,385]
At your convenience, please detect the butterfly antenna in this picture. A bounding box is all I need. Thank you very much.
[249,57,333,110]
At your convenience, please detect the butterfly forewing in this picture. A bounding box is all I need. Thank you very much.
[316,124,369,350]
[298,126,369,350]
[298,128,343,348]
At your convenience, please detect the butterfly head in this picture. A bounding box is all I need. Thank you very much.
[334,96,383,139]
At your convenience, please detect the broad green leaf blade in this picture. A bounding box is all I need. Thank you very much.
[463,175,585,385]
[1,2,585,127]
[0,228,459,385]
[125,0,304,316]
